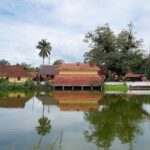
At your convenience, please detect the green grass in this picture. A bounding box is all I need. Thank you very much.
[104,84,128,92]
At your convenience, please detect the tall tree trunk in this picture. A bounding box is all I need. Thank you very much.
[43,57,44,66]
[48,56,50,65]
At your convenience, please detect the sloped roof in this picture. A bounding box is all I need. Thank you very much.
[39,65,59,75]
[0,65,30,78]
[52,74,103,86]
[58,63,100,71]
[29,71,38,78]
[126,72,143,78]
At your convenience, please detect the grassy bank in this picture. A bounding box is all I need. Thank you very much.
[104,84,128,92]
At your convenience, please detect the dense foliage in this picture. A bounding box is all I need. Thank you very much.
[0,80,36,90]
[0,59,10,66]
[84,23,150,78]
[53,59,64,65]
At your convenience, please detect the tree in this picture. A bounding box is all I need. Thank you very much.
[117,23,142,53]
[36,39,52,65]
[84,24,116,65]
[84,23,145,76]
[18,62,39,71]
[53,59,64,66]
[0,59,10,66]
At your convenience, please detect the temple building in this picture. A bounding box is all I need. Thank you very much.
[52,63,104,90]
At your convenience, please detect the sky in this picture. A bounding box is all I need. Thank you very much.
[0,0,150,66]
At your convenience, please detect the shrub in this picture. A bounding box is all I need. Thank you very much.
[45,81,52,88]
[0,78,8,83]
[24,80,36,89]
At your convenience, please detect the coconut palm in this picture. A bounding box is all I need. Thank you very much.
[36,39,52,65]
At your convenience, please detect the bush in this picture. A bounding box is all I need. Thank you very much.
[24,80,36,89]
[45,81,52,88]
[0,78,8,83]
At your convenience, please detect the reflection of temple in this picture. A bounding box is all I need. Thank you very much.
[36,95,58,106]
[52,91,102,111]
[0,93,30,108]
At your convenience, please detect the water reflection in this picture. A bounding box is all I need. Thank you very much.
[0,91,33,108]
[34,116,52,150]
[1,91,150,150]
[52,91,102,111]
[84,94,150,150]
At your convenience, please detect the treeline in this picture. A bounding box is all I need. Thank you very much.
[0,59,39,71]
[84,23,150,79]
[0,59,64,71]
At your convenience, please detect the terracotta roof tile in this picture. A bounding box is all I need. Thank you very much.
[29,71,38,78]
[58,63,100,71]
[52,74,103,86]
[126,72,143,78]
[0,65,30,78]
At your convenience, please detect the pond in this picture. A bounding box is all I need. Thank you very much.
[0,91,150,150]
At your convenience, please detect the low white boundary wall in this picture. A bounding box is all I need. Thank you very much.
[105,82,150,88]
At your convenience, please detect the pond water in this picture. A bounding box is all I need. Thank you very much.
[0,91,150,150]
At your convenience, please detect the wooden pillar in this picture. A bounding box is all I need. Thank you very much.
[62,86,65,91]
[91,86,93,91]
[81,86,83,91]
[72,86,74,91]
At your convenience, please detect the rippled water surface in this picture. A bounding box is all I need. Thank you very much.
[0,91,150,150]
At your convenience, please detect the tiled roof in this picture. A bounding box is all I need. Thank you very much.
[126,72,143,78]
[52,74,103,86]
[0,65,30,78]
[29,71,38,78]
[39,65,59,75]
[58,63,100,71]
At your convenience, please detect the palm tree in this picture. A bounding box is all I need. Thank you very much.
[36,39,52,65]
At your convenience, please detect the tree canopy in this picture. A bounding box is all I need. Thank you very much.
[53,59,64,66]
[0,59,10,66]
[36,39,52,65]
[84,23,149,78]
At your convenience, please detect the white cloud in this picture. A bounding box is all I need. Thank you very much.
[0,0,150,65]
[0,22,87,66]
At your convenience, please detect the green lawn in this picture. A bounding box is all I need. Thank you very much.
[104,84,128,92]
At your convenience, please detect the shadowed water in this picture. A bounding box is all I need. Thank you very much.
[0,91,150,150]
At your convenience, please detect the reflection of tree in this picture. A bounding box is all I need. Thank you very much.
[34,116,52,150]
[36,116,51,136]
[84,94,150,150]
